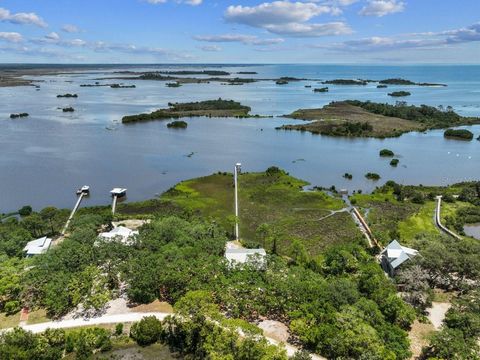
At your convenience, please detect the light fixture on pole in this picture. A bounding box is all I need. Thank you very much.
[234,163,242,241]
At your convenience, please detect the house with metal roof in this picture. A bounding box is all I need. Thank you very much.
[225,248,267,268]
[23,236,52,257]
[381,240,418,276]
[98,226,138,245]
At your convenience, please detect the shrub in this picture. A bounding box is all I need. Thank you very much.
[130,316,162,346]
[379,149,394,157]
[115,323,123,336]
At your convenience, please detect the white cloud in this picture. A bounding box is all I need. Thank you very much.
[0,7,47,27]
[317,22,480,53]
[359,0,405,17]
[199,45,222,52]
[146,0,203,5]
[264,21,352,37]
[45,32,60,41]
[225,1,338,26]
[224,1,351,37]
[0,32,23,43]
[194,34,285,45]
[62,24,80,33]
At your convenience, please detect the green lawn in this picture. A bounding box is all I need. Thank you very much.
[398,201,440,245]
[162,171,361,255]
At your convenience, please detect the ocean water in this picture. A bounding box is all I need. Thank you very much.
[0,64,479,212]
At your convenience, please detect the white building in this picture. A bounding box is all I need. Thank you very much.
[225,248,267,268]
[381,240,418,276]
[98,226,138,245]
[23,236,52,257]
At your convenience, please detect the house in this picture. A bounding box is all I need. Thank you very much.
[23,236,52,257]
[381,240,418,276]
[98,226,138,245]
[225,248,267,268]
[110,188,127,198]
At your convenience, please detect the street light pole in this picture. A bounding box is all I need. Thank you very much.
[234,163,241,241]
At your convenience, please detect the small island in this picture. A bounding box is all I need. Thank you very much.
[122,99,254,124]
[62,107,75,112]
[237,71,257,74]
[379,78,447,87]
[322,79,367,86]
[313,87,329,93]
[388,91,411,97]
[379,149,395,157]
[343,173,353,180]
[167,120,188,129]
[444,128,474,140]
[278,100,480,138]
[57,93,78,98]
[110,84,136,88]
[10,112,29,119]
[276,79,289,85]
[166,82,182,88]
[377,84,388,88]
[365,172,381,180]
[390,159,400,167]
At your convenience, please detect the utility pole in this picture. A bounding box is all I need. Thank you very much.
[234,163,242,241]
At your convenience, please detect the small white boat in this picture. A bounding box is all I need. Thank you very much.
[110,188,127,197]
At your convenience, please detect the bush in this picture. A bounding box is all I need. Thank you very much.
[18,206,32,217]
[130,316,163,346]
[115,323,123,336]
[390,159,399,167]
[379,149,394,157]
[365,173,381,181]
[4,301,20,315]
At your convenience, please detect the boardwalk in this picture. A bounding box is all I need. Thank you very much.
[435,196,462,240]
[61,192,86,235]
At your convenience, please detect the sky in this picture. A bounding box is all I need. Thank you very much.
[0,0,479,64]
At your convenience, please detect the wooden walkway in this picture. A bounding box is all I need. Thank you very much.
[435,196,462,240]
[61,192,86,235]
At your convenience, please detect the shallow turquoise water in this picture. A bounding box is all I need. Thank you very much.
[0,64,479,212]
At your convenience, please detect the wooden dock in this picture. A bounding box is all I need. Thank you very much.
[62,192,86,235]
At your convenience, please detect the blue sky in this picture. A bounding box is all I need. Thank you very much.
[0,0,479,63]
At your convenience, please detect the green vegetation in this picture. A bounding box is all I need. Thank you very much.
[165,82,181,87]
[122,99,253,124]
[110,84,136,88]
[379,78,416,85]
[166,120,187,129]
[156,70,230,76]
[390,158,400,167]
[378,78,447,87]
[365,173,381,181]
[162,168,360,255]
[444,128,474,140]
[388,91,411,97]
[0,326,114,359]
[237,71,257,74]
[276,79,289,85]
[9,113,29,119]
[343,173,353,180]
[322,79,367,85]
[313,87,328,93]
[279,101,423,138]
[377,84,388,88]
[57,93,78,98]
[62,107,74,112]
[380,149,395,157]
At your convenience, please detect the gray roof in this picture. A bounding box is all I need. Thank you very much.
[381,240,418,269]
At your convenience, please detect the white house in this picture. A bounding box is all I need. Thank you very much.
[23,236,52,257]
[225,248,267,268]
[98,226,138,245]
[381,240,418,276]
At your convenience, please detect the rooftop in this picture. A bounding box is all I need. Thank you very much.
[23,236,52,256]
